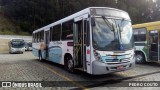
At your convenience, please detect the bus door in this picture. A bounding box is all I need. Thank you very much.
[148,30,158,61]
[73,14,89,71]
[45,30,50,59]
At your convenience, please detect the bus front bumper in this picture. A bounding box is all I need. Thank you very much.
[10,51,24,54]
[10,49,25,54]
[92,60,135,75]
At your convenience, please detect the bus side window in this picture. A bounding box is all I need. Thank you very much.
[52,25,61,41]
[41,30,44,42]
[35,33,37,43]
[84,20,90,46]
[38,32,40,42]
[62,20,73,40]
[50,27,52,41]
[133,28,146,42]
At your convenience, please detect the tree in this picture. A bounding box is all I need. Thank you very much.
[1,0,159,33]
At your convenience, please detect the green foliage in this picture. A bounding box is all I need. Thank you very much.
[0,0,159,34]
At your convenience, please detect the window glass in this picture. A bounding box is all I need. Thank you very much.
[40,31,44,42]
[35,33,37,43]
[50,27,52,41]
[133,28,146,41]
[37,32,40,42]
[84,20,90,46]
[52,25,61,41]
[62,20,73,40]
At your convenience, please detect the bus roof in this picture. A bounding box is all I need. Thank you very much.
[33,7,128,33]
[132,21,160,29]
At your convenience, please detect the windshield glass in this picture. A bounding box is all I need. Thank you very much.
[11,41,25,48]
[92,17,134,51]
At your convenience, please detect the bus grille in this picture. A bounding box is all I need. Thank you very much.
[105,58,130,64]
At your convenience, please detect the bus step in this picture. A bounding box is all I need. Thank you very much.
[75,68,86,72]
[74,64,83,68]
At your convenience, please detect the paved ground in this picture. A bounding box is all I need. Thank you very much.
[0,52,160,90]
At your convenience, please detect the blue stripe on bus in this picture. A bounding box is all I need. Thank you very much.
[32,46,62,64]
[49,46,62,64]
[32,48,46,59]
[101,55,125,62]
[32,48,39,57]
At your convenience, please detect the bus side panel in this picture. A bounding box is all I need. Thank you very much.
[135,44,148,61]
[49,46,62,64]
[32,48,39,57]
[32,43,40,57]
[48,41,73,65]
[42,50,46,59]
[61,41,73,65]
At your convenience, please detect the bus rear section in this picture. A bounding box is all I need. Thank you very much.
[9,39,25,54]
[133,21,160,63]
[32,7,135,75]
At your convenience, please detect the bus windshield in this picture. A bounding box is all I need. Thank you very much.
[92,17,134,51]
[11,40,25,48]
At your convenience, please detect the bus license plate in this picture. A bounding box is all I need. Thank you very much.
[117,66,124,70]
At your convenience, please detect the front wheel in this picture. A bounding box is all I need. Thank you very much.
[135,52,145,64]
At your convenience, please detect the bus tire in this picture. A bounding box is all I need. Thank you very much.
[65,55,74,73]
[135,52,145,64]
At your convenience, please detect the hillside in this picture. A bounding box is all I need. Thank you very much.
[0,10,30,35]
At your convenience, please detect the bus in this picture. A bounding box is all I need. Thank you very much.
[8,39,25,54]
[133,21,160,63]
[32,7,135,75]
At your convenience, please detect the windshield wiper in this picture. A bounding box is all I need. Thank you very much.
[101,16,116,39]
[111,19,123,50]
[102,16,113,30]
[111,23,116,40]
[118,24,122,39]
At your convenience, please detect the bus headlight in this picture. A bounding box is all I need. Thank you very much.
[94,51,103,61]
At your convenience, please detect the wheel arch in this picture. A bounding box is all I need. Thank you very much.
[135,50,147,62]
[64,53,73,65]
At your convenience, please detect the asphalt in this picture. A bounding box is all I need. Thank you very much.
[0,52,160,90]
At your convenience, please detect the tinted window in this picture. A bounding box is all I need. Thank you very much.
[50,27,52,41]
[35,33,37,43]
[52,25,61,41]
[37,32,40,42]
[40,30,44,42]
[133,28,146,41]
[62,20,73,40]
[84,20,90,46]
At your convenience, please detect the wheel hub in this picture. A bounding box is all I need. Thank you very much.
[136,55,142,62]
[68,59,73,70]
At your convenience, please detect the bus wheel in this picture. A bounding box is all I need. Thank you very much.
[135,52,145,64]
[66,57,74,73]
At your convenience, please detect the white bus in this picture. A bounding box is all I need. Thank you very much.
[32,7,135,75]
[9,39,25,54]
